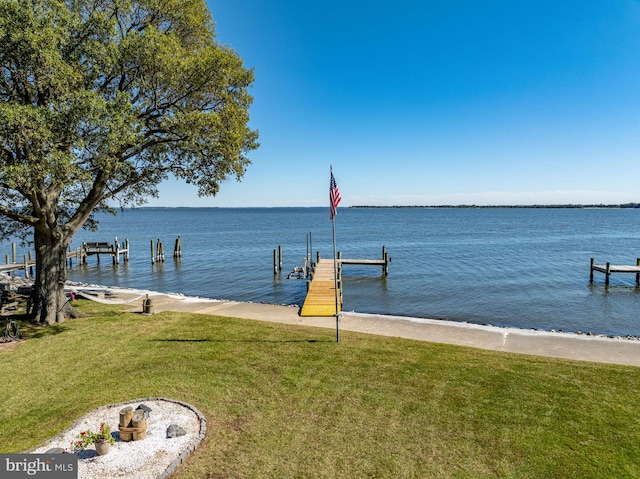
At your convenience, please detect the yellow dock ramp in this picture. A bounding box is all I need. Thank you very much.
[300,259,342,316]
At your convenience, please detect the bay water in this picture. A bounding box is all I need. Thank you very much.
[6,207,640,337]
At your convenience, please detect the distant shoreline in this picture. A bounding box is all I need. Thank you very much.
[130,204,640,210]
[350,203,640,209]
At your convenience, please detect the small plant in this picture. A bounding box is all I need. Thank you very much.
[71,422,115,450]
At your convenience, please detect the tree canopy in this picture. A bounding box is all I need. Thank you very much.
[0,0,258,323]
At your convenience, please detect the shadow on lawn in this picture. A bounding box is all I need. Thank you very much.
[13,317,72,340]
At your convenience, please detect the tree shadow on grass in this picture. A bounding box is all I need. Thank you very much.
[17,319,72,340]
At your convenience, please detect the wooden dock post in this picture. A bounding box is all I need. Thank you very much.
[23,255,28,278]
[119,407,134,442]
[113,236,129,264]
[156,239,164,263]
[174,236,181,258]
[382,246,389,275]
[28,251,33,276]
[605,262,611,285]
[151,239,155,264]
[278,245,283,272]
[11,243,16,264]
[273,249,278,274]
[636,258,640,285]
[306,232,312,277]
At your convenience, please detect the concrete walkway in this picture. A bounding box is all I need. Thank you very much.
[99,288,640,367]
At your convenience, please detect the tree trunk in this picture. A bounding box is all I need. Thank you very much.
[33,228,69,325]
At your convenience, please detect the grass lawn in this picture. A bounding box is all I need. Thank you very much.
[2,300,640,478]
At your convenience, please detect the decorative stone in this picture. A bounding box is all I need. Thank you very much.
[45,447,65,454]
[166,424,186,438]
[137,404,152,418]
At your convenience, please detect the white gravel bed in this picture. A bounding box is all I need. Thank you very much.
[29,398,206,479]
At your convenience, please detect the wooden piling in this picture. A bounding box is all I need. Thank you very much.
[307,232,313,277]
[174,235,181,258]
[156,239,164,262]
[132,409,148,441]
[273,249,278,274]
[151,239,155,264]
[119,407,134,442]
[382,245,389,275]
[11,243,15,264]
[278,245,283,272]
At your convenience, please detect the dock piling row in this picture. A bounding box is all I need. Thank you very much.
[2,236,186,277]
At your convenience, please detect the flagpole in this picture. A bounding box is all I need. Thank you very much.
[332,210,340,343]
[330,166,340,343]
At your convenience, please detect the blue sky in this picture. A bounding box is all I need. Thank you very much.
[147,1,640,207]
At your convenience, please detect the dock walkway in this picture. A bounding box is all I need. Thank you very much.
[299,249,390,317]
[299,259,341,317]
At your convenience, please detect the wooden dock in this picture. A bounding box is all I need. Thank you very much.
[0,238,130,279]
[300,248,391,317]
[0,250,79,278]
[299,259,342,316]
[81,238,129,264]
[590,257,640,285]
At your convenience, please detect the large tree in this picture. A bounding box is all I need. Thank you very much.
[0,0,258,324]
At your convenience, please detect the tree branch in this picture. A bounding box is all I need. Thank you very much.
[0,204,37,226]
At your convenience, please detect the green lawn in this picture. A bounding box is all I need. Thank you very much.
[2,300,640,478]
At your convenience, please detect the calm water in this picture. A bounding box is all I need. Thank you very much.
[6,207,640,337]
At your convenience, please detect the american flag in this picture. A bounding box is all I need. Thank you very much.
[330,171,342,220]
